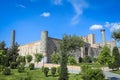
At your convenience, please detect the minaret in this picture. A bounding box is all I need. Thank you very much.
[100,29,106,46]
[40,31,48,63]
[11,30,15,48]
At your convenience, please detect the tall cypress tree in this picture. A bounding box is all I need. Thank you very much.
[109,46,120,70]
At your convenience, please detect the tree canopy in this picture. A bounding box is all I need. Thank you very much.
[112,29,120,41]
[97,45,111,65]
[59,35,85,80]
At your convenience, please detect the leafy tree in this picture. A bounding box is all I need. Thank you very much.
[97,45,111,66]
[59,35,85,80]
[34,53,43,63]
[108,46,120,70]
[0,41,6,50]
[50,52,60,64]
[26,55,32,63]
[7,42,19,64]
[112,29,120,41]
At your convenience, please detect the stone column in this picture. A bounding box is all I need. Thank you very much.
[11,30,15,48]
[40,31,48,63]
[100,29,106,46]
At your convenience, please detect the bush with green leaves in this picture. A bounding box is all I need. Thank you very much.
[2,67,11,75]
[51,67,56,77]
[78,56,82,63]
[18,64,25,73]
[82,69,105,80]
[29,63,34,70]
[10,62,18,69]
[43,67,49,77]
[83,56,92,63]
[93,57,97,63]
[81,65,91,74]
[34,53,43,63]
[57,67,61,75]
[0,65,4,72]
[26,55,32,63]
[50,52,60,64]
[68,56,77,65]
[16,56,26,64]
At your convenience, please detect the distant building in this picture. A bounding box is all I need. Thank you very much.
[17,30,116,63]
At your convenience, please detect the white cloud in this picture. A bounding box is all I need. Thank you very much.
[105,22,120,32]
[40,12,51,17]
[90,24,103,30]
[68,0,88,25]
[17,4,26,8]
[53,0,62,5]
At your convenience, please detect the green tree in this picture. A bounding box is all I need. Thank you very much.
[0,41,6,50]
[108,46,120,70]
[50,52,60,64]
[26,55,32,63]
[97,45,111,66]
[112,29,120,41]
[34,53,43,67]
[7,42,19,64]
[59,35,85,80]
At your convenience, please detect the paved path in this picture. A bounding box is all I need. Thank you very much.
[35,63,120,80]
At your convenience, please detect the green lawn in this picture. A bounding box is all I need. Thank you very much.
[111,70,120,74]
[0,68,82,80]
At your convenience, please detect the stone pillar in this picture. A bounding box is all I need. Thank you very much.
[100,29,106,46]
[40,31,48,63]
[11,30,15,48]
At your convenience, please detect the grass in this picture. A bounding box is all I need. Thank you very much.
[111,70,120,74]
[0,68,82,80]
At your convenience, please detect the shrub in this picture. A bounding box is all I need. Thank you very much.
[78,57,82,63]
[43,67,49,77]
[93,57,97,63]
[26,55,32,63]
[57,67,61,75]
[51,67,56,77]
[83,56,92,63]
[2,67,11,75]
[18,64,25,73]
[10,62,18,69]
[29,63,34,70]
[82,69,105,80]
[0,65,4,72]
[81,65,91,74]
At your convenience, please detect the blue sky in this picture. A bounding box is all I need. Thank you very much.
[0,0,120,47]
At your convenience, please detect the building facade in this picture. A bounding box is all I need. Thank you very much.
[18,30,116,63]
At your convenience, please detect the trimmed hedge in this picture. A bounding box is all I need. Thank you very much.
[10,62,18,69]
[43,67,49,77]
[29,63,34,70]
[2,67,11,75]
[18,64,25,73]
[51,67,56,77]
